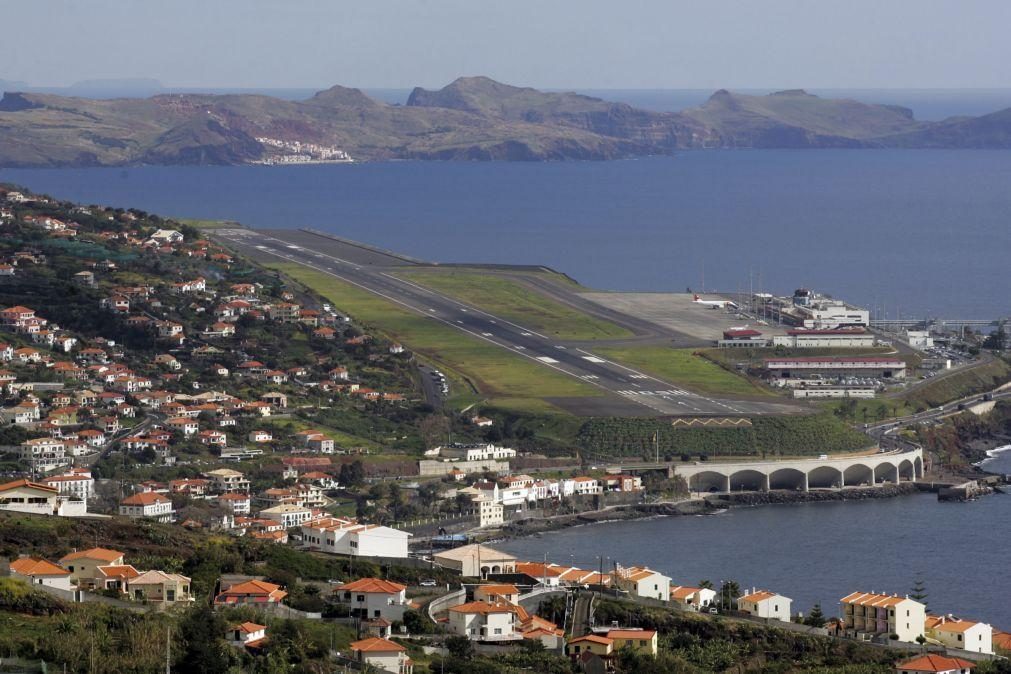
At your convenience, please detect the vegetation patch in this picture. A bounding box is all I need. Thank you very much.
[397,269,631,340]
[594,346,771,397]
[578,413,870,459]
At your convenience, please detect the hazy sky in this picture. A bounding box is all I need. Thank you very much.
[4,0,1010,90]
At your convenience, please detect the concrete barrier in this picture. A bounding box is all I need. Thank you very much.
[428,588,466,623]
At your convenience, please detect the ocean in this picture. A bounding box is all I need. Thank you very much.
[3,149,1010,319]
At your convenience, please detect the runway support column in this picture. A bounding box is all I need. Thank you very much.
[763,473,770,492]
[803,472,809,492]
[723,475,731,493]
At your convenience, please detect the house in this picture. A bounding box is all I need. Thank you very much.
[226,622,268,650]
[0,479,67,516]
[840,592,926,644]
[566,634,614,660]
[474,495,504,528]
[300,517,411,558]
[739,589,792,622]
[894,654,976,674]
[41,469,95,500]
[614,565,671,601]
[165,416,198,436]
[95,564,141,594]
[601,628,658,656]
[349,637,412,674]
[474,584,519,605]
[333,578,410,621]
[448,601,523,641]
[433,544,516,578]
[259,504,313,528]
[119,492,174,522]
[204,468,250,493]
[128,570,193,603]
[247,430,273,443]
[570,476,601,495]
[217,492,252,515]
[670,585,717,610]
[214,579,287,606]
[925,615,993,654]
[18,437,70,472]
[58,548,126,588]
[148,229,184,244]
[8,557,73,590]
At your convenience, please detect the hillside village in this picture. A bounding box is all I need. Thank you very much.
[0,185,1009,674]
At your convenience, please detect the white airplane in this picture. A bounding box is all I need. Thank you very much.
[692,294,738,309]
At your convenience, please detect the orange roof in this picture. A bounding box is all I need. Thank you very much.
[0,478,58,494]
[607,629,657,640]
[97,565,140,580]
[121,492,170,505]
[475,583,519,595]
[993,631,1011,651]
[840,591,907,607]
[336,578,406,594]
[515,562,563,578]
[60,547,124,563]
[568,634,613,645]
[234,622,267,633]
[894,654,976,672]
[740,590,781,603]
[350,637,406,653]
[930,617,984,634]
[218,579,287,599]
[9,557,70,577]
[671,586,705,600]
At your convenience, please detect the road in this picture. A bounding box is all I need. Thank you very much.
[212,228,802,418]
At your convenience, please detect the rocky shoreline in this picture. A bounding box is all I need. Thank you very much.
[495,484,920,541]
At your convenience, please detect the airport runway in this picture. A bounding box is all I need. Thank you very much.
[213,228,802,417]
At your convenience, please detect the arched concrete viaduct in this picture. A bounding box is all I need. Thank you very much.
[672,448,922,495]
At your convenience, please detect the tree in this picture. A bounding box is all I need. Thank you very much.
[718,580,741,609]
[983,326,1007,351]
[177,604,232,673]
[910,573,928,608]
[804,603,826,627]
[419,414,450,449]
[444,635,475,659]
[698,579,713,590]
[339,460,365,488]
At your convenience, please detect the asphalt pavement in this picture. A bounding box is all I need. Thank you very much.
[212,228,804,418]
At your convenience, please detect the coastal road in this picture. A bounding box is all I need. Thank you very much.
[212,228,802,417]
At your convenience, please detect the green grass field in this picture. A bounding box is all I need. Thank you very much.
[397,269,631,340]
[266,262,600,413]
[175,217,240,230]
[594,346,772,397]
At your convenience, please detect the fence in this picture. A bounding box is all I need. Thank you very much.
[427,588,465,622]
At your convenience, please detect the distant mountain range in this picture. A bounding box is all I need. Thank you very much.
[2,76,1011,167]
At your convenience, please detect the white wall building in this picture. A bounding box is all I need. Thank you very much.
[841,592,926,644]
[119,492,174,522]
[615,566,671,601]
[259,504,313,529]
[448,601,520,641]
[301,517,411,558]
[739,589,792,622]
[926,616,993,655]
[334,578,410,621]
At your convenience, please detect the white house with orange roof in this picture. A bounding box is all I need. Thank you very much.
[217,492,251,515]
[739,589,792,622]
[8,557,74,590]
[41,469,94,500]
[925,615,993,654]
[333,578,411,620]
[840,591,925,643]
[300,516,410,558]
[670,585,717,610]
[894,654,976,674]
[474,583,520,605]
[119,492,174,522]
[349,637,412,674]
[614,565,671,601]
[448,601,524,641]
[226,622,268,650]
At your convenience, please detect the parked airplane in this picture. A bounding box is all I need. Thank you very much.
[693,294,738,309]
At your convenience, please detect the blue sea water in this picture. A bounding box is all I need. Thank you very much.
[3,150,1010,319]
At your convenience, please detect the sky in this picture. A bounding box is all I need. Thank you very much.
[3,0,1010,90]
